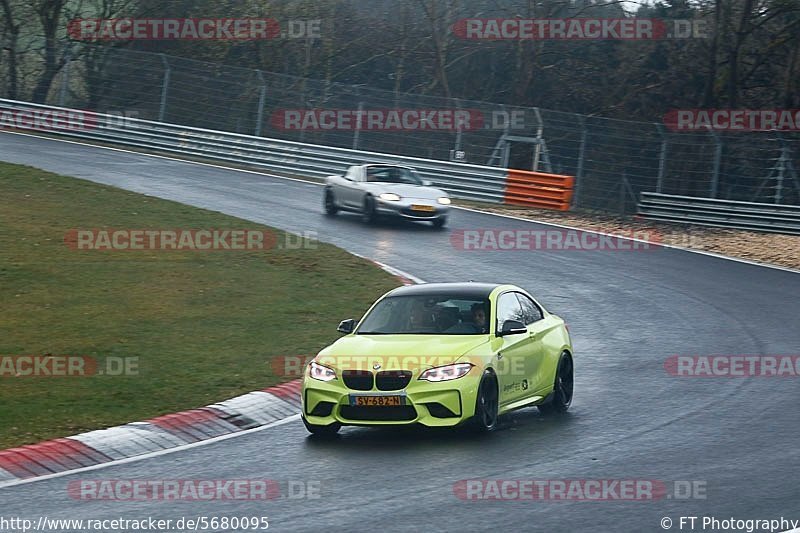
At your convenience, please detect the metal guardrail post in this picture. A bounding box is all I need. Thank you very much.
[158,54,171,123]
[254,70,266,137]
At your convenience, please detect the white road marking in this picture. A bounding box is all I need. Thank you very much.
[0,415,300,490]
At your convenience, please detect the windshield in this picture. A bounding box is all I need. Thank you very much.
[365,166,423,185]
[357,295,490,335]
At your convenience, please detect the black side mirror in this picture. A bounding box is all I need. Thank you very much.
[497,319,527,337]
[337,319,356,334]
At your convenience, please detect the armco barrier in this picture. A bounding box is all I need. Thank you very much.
[504,170,575,210]
[0,98,579,211]
[0,99,516,205]
[637,192,800,234]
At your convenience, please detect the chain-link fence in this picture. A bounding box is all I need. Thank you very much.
[9,43,800,214]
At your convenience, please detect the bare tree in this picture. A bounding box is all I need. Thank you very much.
[0,0,21,98]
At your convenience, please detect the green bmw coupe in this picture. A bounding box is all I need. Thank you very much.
[301,282,573,435]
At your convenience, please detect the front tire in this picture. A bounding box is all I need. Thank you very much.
[362,195,377,224]
[538,352,573,415]
[470,370,499,432]
[302,415,341,436]
[432,216,447,229]
[324,188,339,215]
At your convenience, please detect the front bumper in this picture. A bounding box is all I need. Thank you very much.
[375,198,450,220]
[301,370,480,427]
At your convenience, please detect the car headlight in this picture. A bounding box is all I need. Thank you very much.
[379,193,401,202]
[308,361,337,381]
[418,363,473,382]
[437,197,451,205]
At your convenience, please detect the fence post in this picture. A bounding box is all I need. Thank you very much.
[783,141,800,196]
[573,116,587,208]
[352,101,364,150]
[453,98,463,155]
[158,54,171,122]
[709,130,722,198]
[775,145,787,204]
[58,45,71,106]
[255,70,266,136]
[656,123,667,193]
[532,107,543,171]
[620,171,627,217]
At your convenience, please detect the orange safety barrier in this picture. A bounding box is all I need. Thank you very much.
[504,169,575,211]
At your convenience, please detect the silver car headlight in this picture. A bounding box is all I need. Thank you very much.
[379,193,401,202]
[437,197,451,205]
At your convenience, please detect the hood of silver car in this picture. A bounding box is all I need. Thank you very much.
[364,183,447,200]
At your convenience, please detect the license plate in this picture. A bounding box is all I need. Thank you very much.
[410,204,436,212]
[349,395,405,407]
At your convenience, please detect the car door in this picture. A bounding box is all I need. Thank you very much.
[336,167,364,208]
[515,292,549,396]
[494,292,537,406]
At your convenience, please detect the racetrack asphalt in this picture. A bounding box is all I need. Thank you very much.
[1,132,799,532]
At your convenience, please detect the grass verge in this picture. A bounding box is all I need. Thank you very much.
[0,161,398,448]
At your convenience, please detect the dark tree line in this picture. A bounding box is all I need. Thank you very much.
[1,0,799,121]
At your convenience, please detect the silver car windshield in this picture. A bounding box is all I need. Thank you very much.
[357,295,490,335]
[365,166,423,185]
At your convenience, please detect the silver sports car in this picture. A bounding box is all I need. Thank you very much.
[323,164,451,227]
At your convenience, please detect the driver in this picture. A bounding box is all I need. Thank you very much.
[408,299,436,332]
[471,302,489,333]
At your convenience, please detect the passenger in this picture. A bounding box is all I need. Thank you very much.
[443,302,489,334]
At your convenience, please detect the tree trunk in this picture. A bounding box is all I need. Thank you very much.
[0,0,20,99]
[702,0,723,107]
[31,0,67,103]
[726,0,756,108]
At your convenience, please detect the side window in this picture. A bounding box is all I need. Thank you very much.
[496,293,525,330]
[516,293,544,324]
